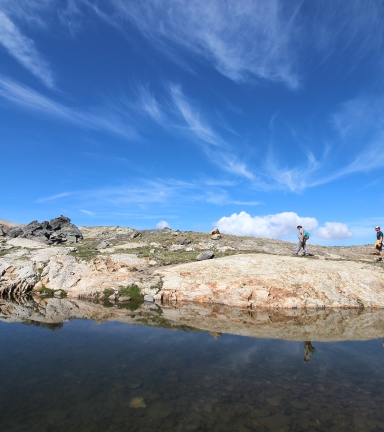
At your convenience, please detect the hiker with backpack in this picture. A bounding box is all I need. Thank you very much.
[294,225,310,256]
[375,226,383,262]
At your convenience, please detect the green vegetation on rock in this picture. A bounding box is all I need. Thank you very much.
[118,284,143,299]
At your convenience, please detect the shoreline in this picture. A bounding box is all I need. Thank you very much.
[1,225,384,309]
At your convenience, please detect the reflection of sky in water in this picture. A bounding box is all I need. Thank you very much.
[1,319,384,431]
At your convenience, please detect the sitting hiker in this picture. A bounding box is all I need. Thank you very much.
[375,226,384,262]
[294,225,309,256]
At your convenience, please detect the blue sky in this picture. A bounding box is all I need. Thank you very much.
[1,0,384,245]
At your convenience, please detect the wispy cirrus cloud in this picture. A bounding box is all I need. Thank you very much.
[170,84,224,147]
[310,0,384,68]
[0,76,137,139]
[0,0,56,27]
[111,0,301,89]
[262,151,321,192]
[36,192,73,203]
[35,177,261,213]
[3,0,384,91]
[331,95,384,141]
[79,209,96,216]
[0,11,54,87]
[136,85,164,122]
[121,84,165,123]
[167,85,258,181]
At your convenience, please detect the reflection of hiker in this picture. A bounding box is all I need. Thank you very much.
[303,341,316,363]
[375,226,383,262]
[294,225,309,256]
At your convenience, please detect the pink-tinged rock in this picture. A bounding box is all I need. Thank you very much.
[155,254,384,309]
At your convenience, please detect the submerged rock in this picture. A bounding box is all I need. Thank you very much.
[259,414,291,429]
[146,401,173,418]
[289,398,309,410]
[129,397,146,408]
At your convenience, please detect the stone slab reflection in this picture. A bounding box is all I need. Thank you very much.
[1,296,384,342]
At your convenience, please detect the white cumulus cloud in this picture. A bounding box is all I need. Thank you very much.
[156,220,170,229]
[317,222,353,240]
[216,211,318,239]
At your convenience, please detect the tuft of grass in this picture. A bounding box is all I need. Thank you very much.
[39,286,55,295]
[118,284,143,299]
[103,288,115,299]
[0,249,14,257]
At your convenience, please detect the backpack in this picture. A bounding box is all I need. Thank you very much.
[304,230,310,240]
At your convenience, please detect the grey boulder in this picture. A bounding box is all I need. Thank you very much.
[7,227,24,238]
[179,238,191,245]
[6,215,83,245]
[50,215,71,230]
[196,251,215,261]
[97,241,109,250]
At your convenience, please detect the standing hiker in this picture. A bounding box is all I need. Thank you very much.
[294,225,309,256]
[375,226,384,262]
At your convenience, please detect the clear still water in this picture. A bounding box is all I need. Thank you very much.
[1,304,384,431]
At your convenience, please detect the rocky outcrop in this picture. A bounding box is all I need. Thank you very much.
[5,215,83,245]
[39,253,158,298]
[0,245,73,297]
[0,240,159,298]
[156,254,384,309]
[2,222,384,309]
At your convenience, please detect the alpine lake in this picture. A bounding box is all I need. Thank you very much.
[1,296,384,432]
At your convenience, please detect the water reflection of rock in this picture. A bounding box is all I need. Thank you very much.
[1,296,384,342]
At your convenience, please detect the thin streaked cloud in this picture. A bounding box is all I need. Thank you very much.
[0,11,54,87]
[36,192,73,203]
[0,76,138,139]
